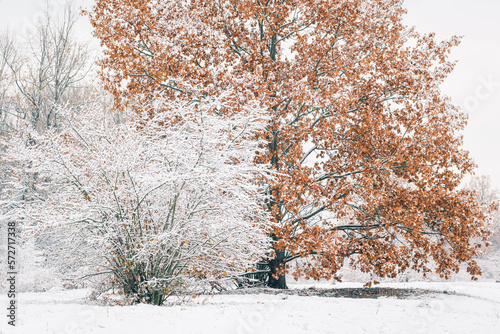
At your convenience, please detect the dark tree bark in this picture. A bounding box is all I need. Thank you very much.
[267,247,288,289]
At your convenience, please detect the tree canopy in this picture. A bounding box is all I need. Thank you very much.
[88,0,493,288]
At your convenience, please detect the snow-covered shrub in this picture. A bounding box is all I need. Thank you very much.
[4,94,271,304]
[16,239,63,292]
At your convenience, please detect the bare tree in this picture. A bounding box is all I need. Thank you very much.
[468,176,499,205]
[0,33,17,133]
[4,4,92,131]
[468,175,500,244]
[465,176,500,280]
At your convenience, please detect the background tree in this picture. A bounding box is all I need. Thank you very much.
[89,0,492,288]
[3,5,92,131]
[462,175,499,280]
[0,33,16,134]
[0,4,95,293]
[467,176,499,247]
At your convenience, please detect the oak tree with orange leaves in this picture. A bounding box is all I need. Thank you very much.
[88,0,493,289]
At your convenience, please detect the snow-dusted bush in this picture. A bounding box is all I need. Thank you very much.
[16,239,63,292]
[4,95,271,304]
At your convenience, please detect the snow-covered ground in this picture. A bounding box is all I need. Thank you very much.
[1,282,499,334]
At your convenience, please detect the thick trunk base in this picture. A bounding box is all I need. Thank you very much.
[267,251,288,289]
[267,272,288,289]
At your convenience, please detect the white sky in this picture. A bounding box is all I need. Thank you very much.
[404,0,500,191]
[1,0,499,190]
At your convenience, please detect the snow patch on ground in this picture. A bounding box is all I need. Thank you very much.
[0,282,499,334]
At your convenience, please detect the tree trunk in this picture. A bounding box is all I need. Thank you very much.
[267,249,288,289]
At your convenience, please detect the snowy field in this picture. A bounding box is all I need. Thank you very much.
[1,281,499,334]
